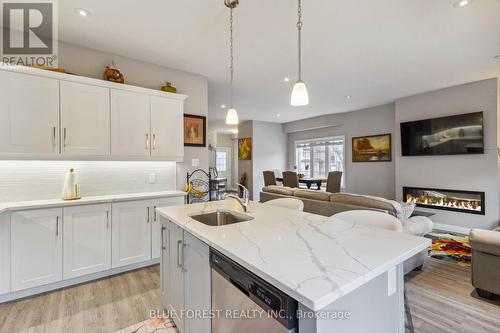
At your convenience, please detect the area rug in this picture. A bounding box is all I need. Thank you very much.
[425,230,471,268]
[115,316,178,333]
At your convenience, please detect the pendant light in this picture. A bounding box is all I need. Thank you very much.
[291,0,309,106]
[225,0,239,125]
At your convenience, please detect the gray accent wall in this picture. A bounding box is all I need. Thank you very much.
[238,121,288,200]
[285,104,396,199]
[395,78,499,230]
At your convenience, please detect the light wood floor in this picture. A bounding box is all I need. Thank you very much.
[0,266,163,333]
[406,258,500,333]
[0,260,499,333]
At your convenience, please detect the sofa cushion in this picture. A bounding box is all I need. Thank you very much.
[402,216,433,236]
[330,193,397,215]
[294,189,332,202]
[262,185,296,196]
[470,228,500,257]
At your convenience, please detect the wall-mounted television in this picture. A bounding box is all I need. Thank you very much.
[400,112,484,156]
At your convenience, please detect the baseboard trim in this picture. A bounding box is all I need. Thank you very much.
[0,258,159,304]
[433,223,471,235]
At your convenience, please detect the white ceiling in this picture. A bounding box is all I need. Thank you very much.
[59,0,500,132]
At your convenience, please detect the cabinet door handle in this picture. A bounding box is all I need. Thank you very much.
[52,126,56,146]
[154,206,157,222]
[152,134,156,150]
[146,134,149,150]
[161,226,166,250]
[63,128,67,147]
[106,211,110,229]
[177,240,183,268]
[56,216,59,236]
[146,207,150,223]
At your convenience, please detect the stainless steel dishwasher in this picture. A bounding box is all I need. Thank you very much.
[210,249,298,333]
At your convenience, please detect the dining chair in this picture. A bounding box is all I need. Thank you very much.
[282,171,299,188]
[263,171,277,186]
[263,198,304,211]
[326,171,342,193]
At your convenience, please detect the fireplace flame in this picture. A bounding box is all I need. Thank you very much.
[406,193,481,212]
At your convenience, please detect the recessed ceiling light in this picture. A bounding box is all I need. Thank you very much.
[221,104,226,108]
[284,77,290,83]
[346,95,352,100]
[277,113,281,118]
[453,0,470,8]
[74,8,91,17]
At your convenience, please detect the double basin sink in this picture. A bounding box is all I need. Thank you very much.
[190,209,254,227]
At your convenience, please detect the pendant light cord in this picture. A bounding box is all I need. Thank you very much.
[230,7,235,107]
[297,0,303,81]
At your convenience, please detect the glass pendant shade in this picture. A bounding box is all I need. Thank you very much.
[291,80,309,106]
[225,107,239,125]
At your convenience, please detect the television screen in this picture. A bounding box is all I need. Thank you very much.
[401,112,484,156]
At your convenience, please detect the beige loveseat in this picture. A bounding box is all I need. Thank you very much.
[260,185,434,273]
[470,228,500,299]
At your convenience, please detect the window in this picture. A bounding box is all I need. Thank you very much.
[216,151,227,172]
[295,136,345,187]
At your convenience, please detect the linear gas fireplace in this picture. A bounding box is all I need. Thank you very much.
[403,187,485,215]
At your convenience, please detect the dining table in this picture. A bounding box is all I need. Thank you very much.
[276,177,324,190]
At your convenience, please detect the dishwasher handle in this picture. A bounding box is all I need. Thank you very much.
[230,278,250,297]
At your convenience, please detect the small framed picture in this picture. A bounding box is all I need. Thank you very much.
[184,114,206,147]
[352,133,392,162]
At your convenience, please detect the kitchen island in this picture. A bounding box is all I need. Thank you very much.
[156,200,430,333]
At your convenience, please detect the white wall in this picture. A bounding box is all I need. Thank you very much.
[285,104,396,199]
[395,78,499,230]
[0,161,176,202]
[58,42,209,191]
[252,121,288,200]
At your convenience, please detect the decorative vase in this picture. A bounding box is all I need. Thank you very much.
[161,82,177,93]
[104,62,125,84]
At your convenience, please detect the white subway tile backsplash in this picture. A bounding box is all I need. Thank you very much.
[0,161,177,202]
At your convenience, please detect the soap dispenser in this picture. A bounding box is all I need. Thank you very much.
[62,168,81,200]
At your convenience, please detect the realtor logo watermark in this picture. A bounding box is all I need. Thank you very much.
[1,0,58,66]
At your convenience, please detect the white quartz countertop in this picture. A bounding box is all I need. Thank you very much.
[157,200,431,311]
[0,191,186,214]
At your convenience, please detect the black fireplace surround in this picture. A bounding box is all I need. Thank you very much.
[403,186,485,215]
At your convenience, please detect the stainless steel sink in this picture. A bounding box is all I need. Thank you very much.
[190,209,254,226]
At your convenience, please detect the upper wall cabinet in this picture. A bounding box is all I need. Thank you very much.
[60,81,111,156]
[111,89,151,157]
[0,71,60,155]
[0,66,188,161]
[151,96,184,160]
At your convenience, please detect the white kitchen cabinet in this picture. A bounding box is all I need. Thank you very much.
[167,221,185,333]
[183,232,211,333]
[0,71,59,155]
[0,213,10,294]
[63,204,112,279]
[151,96,184,159]
[160,218,211,333]
[10,208,62,292]
[111,89,151,157]
[160,219,170,302]
[60,81,110,156]
[112,200,151,267]
[151,197,184,259]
